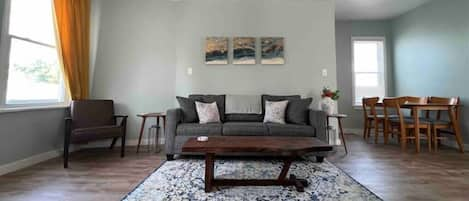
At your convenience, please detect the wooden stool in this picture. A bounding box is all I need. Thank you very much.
[136,112,166,153]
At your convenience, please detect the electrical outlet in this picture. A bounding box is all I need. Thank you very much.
[187,67,193,75]
[322,69,328,77]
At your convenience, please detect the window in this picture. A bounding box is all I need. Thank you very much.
[352,37,386,106]
[0,0,65,107]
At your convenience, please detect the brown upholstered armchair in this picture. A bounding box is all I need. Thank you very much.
[64,100,128,168]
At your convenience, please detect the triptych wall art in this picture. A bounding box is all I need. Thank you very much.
[205,37,284,65]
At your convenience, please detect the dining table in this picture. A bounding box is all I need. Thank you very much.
[377,102,463,153]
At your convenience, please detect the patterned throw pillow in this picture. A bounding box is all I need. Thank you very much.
[195,101,221,124]
[263,100,288,124]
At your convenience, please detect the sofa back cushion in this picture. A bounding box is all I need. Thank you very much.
[225,113,264,122]
[189,94,225,122]
[176,96,198,123]
[71,100,115,129]
[286,98,313,125]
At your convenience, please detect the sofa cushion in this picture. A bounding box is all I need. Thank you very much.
[176,123,222,136]
[261,94,301,114]
[266,123,315,137]
[189,95,226,121]
[223,122,268,136]
[176,96,198,123]
[71,125,122,143]
[225,95,262,114]
[286,98,313,125]
[225,114,263,122]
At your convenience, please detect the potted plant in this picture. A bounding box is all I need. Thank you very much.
[320,87,340,115]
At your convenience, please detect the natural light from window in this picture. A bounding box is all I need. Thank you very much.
[352,38,386,106]
[4,0,64,105]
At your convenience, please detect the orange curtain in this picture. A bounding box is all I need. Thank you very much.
[53,0,90,100]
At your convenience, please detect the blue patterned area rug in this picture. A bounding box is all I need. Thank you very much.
[122,157,382,201]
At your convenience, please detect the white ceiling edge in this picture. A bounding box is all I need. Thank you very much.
[335,0,433,21]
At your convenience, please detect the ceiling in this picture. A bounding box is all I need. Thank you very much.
[335,0,432,20]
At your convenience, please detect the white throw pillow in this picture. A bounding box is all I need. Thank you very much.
[263,100,288,124]
[195,101,221,124]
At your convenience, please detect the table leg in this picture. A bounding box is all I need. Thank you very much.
[278,157,292,180]
[413,107,420,153]
[136,117,146,153]
[449,107,464,153]
[338,118,348,154]
[155,117,160,152]
[205,153,215,192]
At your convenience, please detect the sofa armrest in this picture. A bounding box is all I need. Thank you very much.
[309,109,328,142]
[165,108,183,155]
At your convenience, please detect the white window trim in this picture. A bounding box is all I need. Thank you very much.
[0,0,69,110]
[351,36,388,108]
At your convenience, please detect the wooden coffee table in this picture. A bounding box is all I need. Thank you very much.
[182,136,333,192]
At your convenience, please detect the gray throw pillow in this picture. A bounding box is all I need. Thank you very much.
[263,100,289,124]
[286,98,313,125]
[176,96,198,123]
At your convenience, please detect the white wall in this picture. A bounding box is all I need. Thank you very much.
[335,20,394,129]
[0,108,66,166]
[92,0,177,138]
[174,0,337,104]
[92,0,337,138]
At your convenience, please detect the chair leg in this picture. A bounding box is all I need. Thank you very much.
[110,138,118,149]
[433,127,438,151]
[121,136,126,158]
[374,120,380,144]
[367,121,372,141]
[383,121,389,144]
[363,119,369,140]
[427,127,431,152]
[64,141,69,168]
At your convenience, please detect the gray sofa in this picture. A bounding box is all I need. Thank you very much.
[164,94,328,160]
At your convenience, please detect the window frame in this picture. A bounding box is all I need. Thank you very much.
[351,36,387,107]
[0,0,68,109]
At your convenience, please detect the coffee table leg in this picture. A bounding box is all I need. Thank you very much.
[205,153,215,192]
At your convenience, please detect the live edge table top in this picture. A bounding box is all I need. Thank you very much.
[182,136,333,155]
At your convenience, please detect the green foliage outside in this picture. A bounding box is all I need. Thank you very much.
[14,60,59,84]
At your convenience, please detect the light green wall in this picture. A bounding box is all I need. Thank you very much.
[393,0,469,144]
[335,20,394,129]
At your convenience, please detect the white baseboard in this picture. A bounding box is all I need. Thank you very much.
[0,137,165,176]
[0,145,77,176]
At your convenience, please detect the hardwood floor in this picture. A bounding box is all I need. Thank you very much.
[0,146,164,201]
[0,135,468,201]
[328,134,469,201]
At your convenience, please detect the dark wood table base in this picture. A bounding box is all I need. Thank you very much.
[204,153,311,192]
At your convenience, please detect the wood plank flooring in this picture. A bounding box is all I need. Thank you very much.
[0,135,468,201]
[0,146,164,201]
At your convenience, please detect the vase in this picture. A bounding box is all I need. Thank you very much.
[320,97,336,115]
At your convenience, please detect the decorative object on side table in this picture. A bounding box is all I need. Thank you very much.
[320,87,340,115]
[136,112,166,153]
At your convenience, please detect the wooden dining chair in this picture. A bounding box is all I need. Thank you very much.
[362,97,385,143]
[383,98,432,152]
[425,96,460,151]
